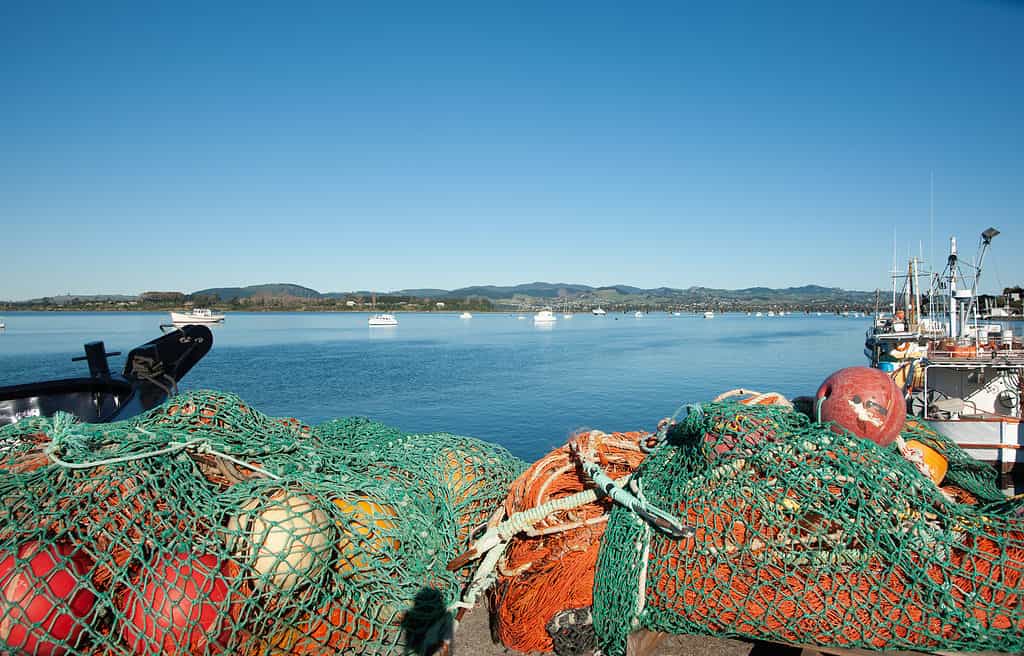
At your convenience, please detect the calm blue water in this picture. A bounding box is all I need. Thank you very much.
[0,311,871,461]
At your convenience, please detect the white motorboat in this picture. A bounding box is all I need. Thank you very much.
[459,312,473,319]
[533,309,557,324]
[634,311,644,318]
[592,307,607,316]
[703,311,714,319]
[368,313,398,326]
[562,313,574,319]
[767,311,776,317]
[755,312,763,317]
[169,308,225,325]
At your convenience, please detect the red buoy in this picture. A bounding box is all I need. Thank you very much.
[815,366,906,446]
[0,541,97,656]
[119,552,239,655]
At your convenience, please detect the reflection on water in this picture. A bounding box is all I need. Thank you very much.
[368,326,398,340]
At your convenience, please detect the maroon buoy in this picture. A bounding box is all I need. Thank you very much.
[815,367,906,446]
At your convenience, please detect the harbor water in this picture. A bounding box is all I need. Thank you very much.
[1,311,876,461]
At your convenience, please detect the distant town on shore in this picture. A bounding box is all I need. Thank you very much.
[3,282,1022,316]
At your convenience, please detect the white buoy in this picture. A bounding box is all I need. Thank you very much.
[226,489,333,592]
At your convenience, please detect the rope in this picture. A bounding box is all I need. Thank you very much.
[44,420,281,480]
[571,440,694,540]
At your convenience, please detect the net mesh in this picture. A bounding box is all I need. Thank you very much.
[0,390,525,655]
[593,401,1024,656]
[490,430,648,653]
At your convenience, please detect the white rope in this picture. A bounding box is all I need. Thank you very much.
[43,422,280,480]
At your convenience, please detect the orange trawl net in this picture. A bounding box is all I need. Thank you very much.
[489,430,649,653]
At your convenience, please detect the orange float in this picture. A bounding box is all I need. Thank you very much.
[119,552,241,655]
[903,439,949,485]
[0,541,96,656]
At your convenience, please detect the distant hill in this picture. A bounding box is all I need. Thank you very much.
[5,281,876,310]
[191,284,321,302]
[22,294,138,305]
[397,282,596,300]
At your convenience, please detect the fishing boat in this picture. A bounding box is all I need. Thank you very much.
[533,309,557,324]
[169,308,225,325]
[865,227,1023,490]
[592,307,607,316]
[369,313,398,326]
[0,325,212,426]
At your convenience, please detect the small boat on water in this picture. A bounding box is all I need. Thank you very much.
[767,311,776,317]
[755,312,763,317]
[592,307,607,316]
[460,312,473,319]
[369,313,398,326]
[864,227,1023,492]
[169,308,225,325]
[703,311,714,319]
[634,311,644,319]
[533,309,557,324]
[0,325,212,426]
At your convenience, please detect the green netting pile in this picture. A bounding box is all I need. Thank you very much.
[0,390,526,655]
[594,401,1024,655]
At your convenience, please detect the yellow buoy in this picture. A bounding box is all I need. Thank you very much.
[332,495,400,578]
[903,439,949,485]
[226,489,333,592]
[437,448,486,505]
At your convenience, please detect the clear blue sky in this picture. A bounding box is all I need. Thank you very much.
[2,0,1021,300]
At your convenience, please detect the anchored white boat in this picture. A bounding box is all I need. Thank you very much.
[169,308,225,325]
[634,311,644,319]
[459,312,473,319]
[592,307,607,316]
[865,227,1023,491]
[533,309,557,324]
[368,313,398,326]
[703,311,714,319]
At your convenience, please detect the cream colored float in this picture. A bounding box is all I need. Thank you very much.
[226,489,334,592]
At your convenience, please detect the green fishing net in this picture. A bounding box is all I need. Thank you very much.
[594,401,1024,655]
[0,390,525,655]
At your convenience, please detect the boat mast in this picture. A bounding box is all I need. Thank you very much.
[948,237,958,340]
[891,230,898,315]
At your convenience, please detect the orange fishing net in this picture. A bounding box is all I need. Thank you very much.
[489,430,649,653]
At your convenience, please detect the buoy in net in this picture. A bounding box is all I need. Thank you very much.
[119,552,238,655]
[903,439,949,484]
[815,366,906,446]
[332,495,400,579]
[0,541,96,656]
[225,489,333,593]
